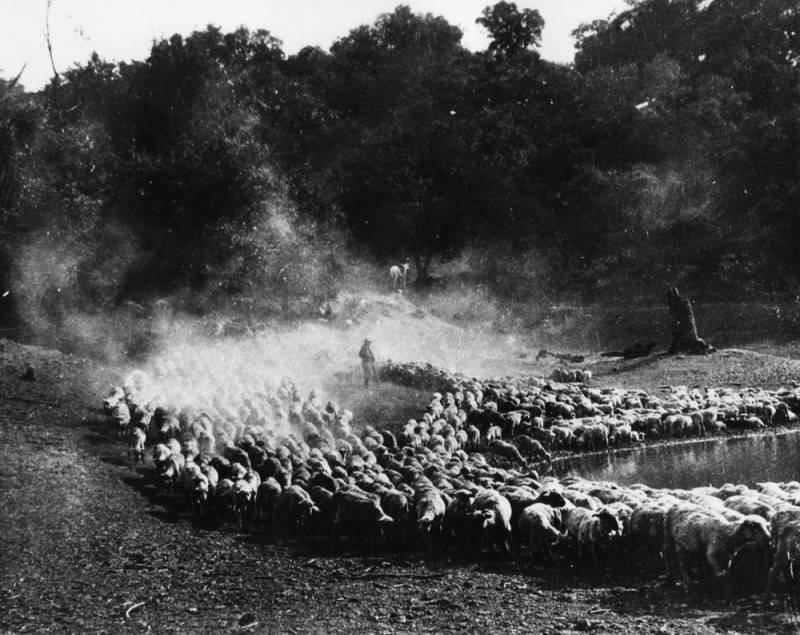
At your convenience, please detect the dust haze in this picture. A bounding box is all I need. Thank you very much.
[7,193,559,426]
[109,288,548,424]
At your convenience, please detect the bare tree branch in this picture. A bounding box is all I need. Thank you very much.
[45,0,60,86]
[8,63,27,90]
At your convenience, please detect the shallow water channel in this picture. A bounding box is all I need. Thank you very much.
[556,431,800,490]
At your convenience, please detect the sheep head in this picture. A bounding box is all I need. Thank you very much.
[595,509,622,541]
[730,515,771,553]
[534,490,568,509]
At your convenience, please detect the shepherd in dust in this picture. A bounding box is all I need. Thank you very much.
[359,338,379,386]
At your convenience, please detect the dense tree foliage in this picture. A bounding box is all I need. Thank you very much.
[3,0,800,334]
[476,1,545,59]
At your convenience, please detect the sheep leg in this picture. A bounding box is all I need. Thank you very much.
[513,534,526,567]
[675,548,694,593]
[526,535,545,566]
[764,567,779,602]
[765,554,785,600]
[713,571,731,600]
[661,528,679,582]
[329,520,340,547]
[707,548,733,598]
[511,533,523,565]
[426,529,436,556]
[590,542,605,576]
[265,508,276,540]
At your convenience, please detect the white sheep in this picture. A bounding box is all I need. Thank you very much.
[389,262,410,291]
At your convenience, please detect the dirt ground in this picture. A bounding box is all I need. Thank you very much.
[4,336,800,634]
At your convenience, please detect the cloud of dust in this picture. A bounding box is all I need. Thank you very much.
[109,287,546,439]
[8,223,151,361]
[9,182,582,436]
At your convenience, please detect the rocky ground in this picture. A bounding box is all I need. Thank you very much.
[4,334,800,633]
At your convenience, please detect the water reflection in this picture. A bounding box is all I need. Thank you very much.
[557,431,800,489]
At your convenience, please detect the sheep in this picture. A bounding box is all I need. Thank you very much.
[766,511,800,597]
[500,486,540,534]
[627,497,674,563]
[199,462,219,493]
[469,489,513,557]
[223,445,251,470]
[102,358,800,598]
[488,439,525,465]
[255,477,283,530]
[723,494,777,521]
[550,425,573,451]
[186,469,211,519]
[529,426,556,451]
[514,435,551,463]
[662,502,771,596]
[379,489,410,543]
[331,489,392,547]
[111,402,131,439]
[181,437,200,462]
[563,505,623,573]
[442,490,476,555]
[214,478,236,519]
[197,429,216,456]
[103,386,125,415]
[233,477,258,529]
[517,503,569,566]
[158,452,185,491]
[166,437,182,457]
[279,485,319,536]
[465,425,481,450]
[413,482,446,552]
[562,490,601,511]
[127,427,146,462]
[575,423,609,452]
[152,442,171,467]
[484,425,503,446]
[610,423,633,447]
[158,416,181,443]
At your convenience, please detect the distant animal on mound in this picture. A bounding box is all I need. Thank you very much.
[389,263,410,291]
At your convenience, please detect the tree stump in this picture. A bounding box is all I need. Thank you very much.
[666,287,714,354]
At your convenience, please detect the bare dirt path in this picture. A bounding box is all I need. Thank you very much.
[2,338,799,633]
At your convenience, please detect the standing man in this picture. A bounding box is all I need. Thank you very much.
[359,338,378,386]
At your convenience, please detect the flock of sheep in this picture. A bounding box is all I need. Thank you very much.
[382,361,800,455]
[102,358,800,598]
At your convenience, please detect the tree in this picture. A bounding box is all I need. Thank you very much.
[0,75,41,329]
[573,0,698,74]
[476,2,544,59]
[322,6,472,280]
[568,0,800,293]
[0,75,39,220]
[667,287,714,354]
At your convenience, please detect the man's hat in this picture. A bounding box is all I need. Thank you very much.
[363,338,371,343]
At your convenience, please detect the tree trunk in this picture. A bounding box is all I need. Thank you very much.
[413,252,428,284]
[666,287,714,355]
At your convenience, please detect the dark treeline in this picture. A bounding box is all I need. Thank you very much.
[1,0,800,335]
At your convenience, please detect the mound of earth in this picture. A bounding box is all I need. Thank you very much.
[589,348,800,391]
